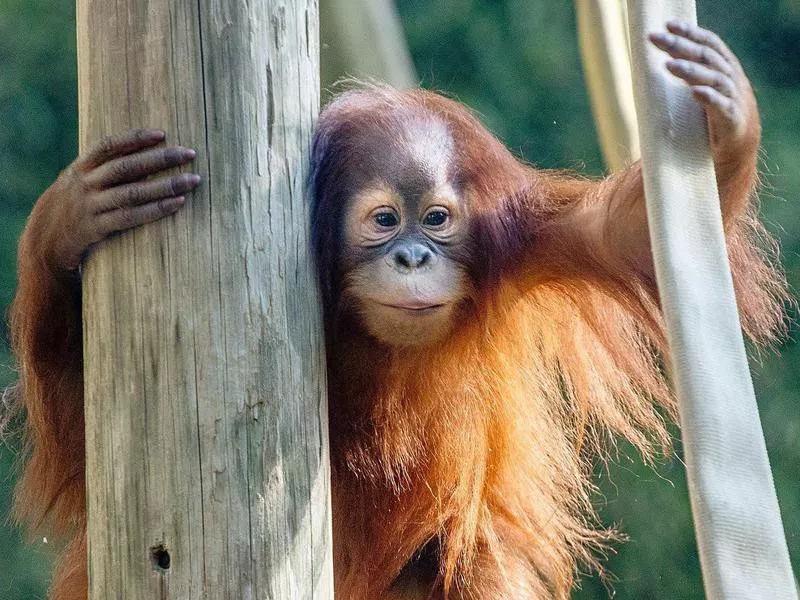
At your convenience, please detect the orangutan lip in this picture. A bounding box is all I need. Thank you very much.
[379,302,445,312]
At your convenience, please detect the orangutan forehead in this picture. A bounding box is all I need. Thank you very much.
[393,113,454,187]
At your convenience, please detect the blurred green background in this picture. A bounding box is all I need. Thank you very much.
[1,0,797,598]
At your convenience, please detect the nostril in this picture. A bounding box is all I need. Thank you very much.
[394,249,413,269]
[417,249,432,267]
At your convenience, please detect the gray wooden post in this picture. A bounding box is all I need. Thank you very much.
[77,0,332,597]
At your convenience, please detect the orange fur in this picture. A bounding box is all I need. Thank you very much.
[5,85,788,599]
[314,87,788,598]
[7,200,86,599]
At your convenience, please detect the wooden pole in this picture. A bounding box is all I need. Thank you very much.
[576,0,640,171]
[77,1,332,598]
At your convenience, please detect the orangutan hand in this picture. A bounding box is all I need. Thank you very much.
[26,128,201,274]
[650,20,761,160]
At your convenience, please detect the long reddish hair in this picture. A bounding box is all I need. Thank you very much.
[310,84,788,597]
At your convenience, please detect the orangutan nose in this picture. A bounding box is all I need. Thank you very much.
[392,243,433,271]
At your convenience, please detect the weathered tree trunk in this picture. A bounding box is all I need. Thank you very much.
[78,0,332,598]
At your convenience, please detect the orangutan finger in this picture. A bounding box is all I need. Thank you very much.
[691,86,739,121]
[665,21,740,69]
[76,128,167,171]
[93,173,201,213]
[95,196,186,236]
[667,60,736,98]
[85,146,197,189]
[649,31,732,76]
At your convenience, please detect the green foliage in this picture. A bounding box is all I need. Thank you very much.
[0,1,797,598]
[0,0,78,212]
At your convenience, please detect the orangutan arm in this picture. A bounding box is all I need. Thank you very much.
[9,128,200,544]
[530,21,785,344]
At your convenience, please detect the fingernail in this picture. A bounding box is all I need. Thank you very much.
[650,32,673,46]
[189,174,202,185]
[649,31,670,46]
[169,196,186,211]
[184,148,197,159]
[149,129,167,140]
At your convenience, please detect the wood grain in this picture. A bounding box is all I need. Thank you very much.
[77,0,332,597]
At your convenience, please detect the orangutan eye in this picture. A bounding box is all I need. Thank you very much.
[422,210,449,228]
[374,211,399,228]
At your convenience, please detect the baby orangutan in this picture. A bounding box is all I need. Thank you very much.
[8,21,787,600]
